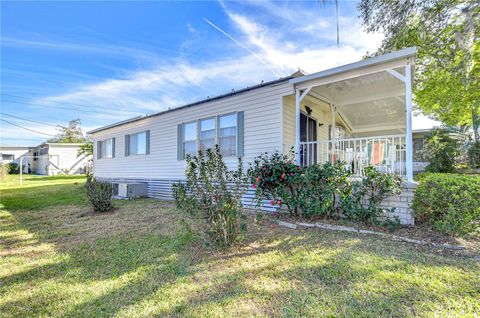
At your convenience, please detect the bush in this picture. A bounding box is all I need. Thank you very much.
[247,150,302,216]
[85,173,114,212]
[172,146,248,248]
[342,167,402,225]
[412,173,480,237]
[1,164,10,177]
[298,162,351,218]
[6,162,19,174]
[248,152,401,225]
[421,128,460,173]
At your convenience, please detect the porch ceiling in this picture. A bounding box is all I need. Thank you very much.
[291,47,416,135]
[291,47,416,181]
[311,69,406,133]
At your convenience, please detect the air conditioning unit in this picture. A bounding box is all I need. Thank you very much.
[115,183,147,199]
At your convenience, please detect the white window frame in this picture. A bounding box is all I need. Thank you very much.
[99,138,114,159]
[127,131,148,156]
[199,116,216,153]
[178,112,240,160]
[181,121,197,159]
[218,112,238,157]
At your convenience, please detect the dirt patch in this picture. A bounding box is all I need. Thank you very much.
[12,199,194,251]
[77,208,118,217]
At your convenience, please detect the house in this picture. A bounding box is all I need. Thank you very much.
[88,47,418,224]
[412,128,435,172]
[1,143,91,175]
[0,145,31,172]
[29,143,91,175]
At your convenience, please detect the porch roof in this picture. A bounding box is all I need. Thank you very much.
[290,47,416,87]
[291,47,417,136]
[291,47,416,180]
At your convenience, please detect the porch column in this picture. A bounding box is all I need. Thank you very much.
[405,63,413,181]
[295,87,312,165]
[295,88,301,164]
[331,104,336,162]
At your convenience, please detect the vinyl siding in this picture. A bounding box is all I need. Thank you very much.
[282,95,332,153]
[47,144,90,175]
[28,144,90,175]
[91,81,293,180]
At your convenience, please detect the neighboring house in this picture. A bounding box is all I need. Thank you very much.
[88,47,419,224]
[1,143,91,175]
[29,143,91,175]
[412,129,433,172]
[0,145,31,172]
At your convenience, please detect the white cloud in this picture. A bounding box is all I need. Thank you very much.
[1,37,163,64]
[31,0,386,137]
[220,1,383,74]
[36,55,275,121]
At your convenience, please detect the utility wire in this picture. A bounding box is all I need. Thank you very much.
[0,112,63,128]
[2,99,142,117]
[1,99,98,114]
[0,118,56,137]
[1,93,142,114]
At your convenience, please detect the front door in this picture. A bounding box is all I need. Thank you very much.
[300,113,317,165]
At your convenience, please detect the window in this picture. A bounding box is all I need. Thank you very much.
[182,122,197,158]
[126,131,149,156]
[33,152,38,161]
[98,138,115,159]
[1,154,14,161]
[39,147,48,155]
[219,113,237,156]
[177,112,243,160]
[200,118,215,152]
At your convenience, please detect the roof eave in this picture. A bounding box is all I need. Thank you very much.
[290,47,417,85]
[87,76,293,135]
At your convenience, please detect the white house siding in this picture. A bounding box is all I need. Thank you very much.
[31,154,50,175]
[282,94,332,154]
[92,81,293,183]
[28,144,91,175]
[47,144,90,175]
[0,147,31,172]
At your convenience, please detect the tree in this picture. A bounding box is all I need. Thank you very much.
[359,1,480,165]
[77,139,93,158]
[48,119,86,143]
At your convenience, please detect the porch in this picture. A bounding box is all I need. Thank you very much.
[284,47,416,181]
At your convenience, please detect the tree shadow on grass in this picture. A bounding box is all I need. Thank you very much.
[153,233,480,317]
[1,230,197,318]
[1,200,479,317]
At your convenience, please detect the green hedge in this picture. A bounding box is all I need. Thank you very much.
[412,173,480,237]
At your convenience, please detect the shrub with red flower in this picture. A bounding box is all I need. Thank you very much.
[247,149,302,216]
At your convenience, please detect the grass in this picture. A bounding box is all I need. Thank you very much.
[0,175,479,317]
[0,174,86,210]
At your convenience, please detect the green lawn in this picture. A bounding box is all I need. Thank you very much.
[0,175,479,317]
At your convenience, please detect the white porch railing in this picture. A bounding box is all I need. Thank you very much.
[300,134,407,177]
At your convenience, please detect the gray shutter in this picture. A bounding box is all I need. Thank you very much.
[125,135,130,156]
[177,124,183,160]
[97,141,101,159]
[145,130,150,155]
[112,138,115,158]
[237,111,244,157]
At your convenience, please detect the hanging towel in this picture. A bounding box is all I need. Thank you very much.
[367,142,385,165]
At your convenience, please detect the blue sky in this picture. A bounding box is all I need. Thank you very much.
[3,0,433,146]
